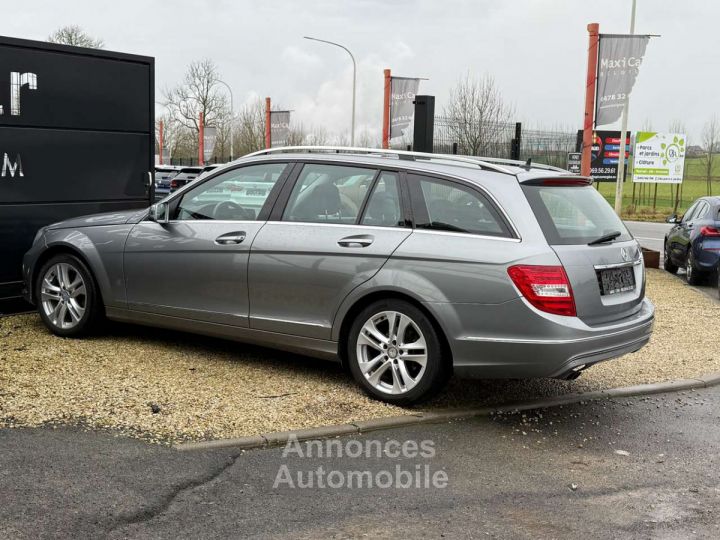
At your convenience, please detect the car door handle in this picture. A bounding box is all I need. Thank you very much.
[215,231,246,245]
[337,234,374,248]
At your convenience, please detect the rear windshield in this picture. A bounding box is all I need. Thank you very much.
[522,185,632,245]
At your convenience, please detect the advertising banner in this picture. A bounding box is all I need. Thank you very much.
[595,35,650,126]
[589,130,630,181]
[203,126,217,162]
[390,77,420,139]
[632,132,686,184]
[270,110,291,148]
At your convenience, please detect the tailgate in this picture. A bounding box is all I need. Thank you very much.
[551,240,644,325]
[521,180,644,326]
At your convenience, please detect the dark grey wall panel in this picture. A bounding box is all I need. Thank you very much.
[0,40,151,132]
[0,128,149,203]
[0,36,154,297]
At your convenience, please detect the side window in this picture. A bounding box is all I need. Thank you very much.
[694,202,709,221]
[282,164,376,224]
[408,174,511,237]
[360,172,404,227]
[176,163,287,221]
[682,202,699,223]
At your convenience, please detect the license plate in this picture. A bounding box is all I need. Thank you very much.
[246,188,265,197]
[598,266,636,295]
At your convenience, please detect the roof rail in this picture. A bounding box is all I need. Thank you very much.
[460,155,568,173]
[241,146,515,175]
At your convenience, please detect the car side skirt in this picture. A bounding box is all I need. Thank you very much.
[105,307,339,362]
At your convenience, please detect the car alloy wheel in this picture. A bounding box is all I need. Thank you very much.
[40,262,87,330]
[356,310,428,395]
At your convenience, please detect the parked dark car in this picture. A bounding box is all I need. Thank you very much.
[154,166,181,200]
[664,196,720,284]
[169,166,203,193]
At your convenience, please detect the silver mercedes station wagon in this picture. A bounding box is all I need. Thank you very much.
[23,147,654,404]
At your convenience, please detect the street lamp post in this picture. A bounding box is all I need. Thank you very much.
[303,36,356,146]
[217,79,235,161]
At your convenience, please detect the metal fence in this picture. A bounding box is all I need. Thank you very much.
[433,117,577,168]
[165,156,232,167]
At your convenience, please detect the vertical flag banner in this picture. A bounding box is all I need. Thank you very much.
[270,110,291,148]
[203,126,217,162]
[595,35,650,126]
[632,132,686,184]
[390,77,421,139]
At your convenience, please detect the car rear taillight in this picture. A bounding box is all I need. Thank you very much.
[170,180,178,189]
[700,226,720,237]
[541,178,592,186]
[507,265,576,317]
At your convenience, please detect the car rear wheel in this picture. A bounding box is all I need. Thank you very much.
[347,300,449,405]
[685,250,704,286]
[36,254,102,337]
[663,241,678,274]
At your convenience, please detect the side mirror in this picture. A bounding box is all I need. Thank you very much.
[149,202,169,224]
[666,214,678,224]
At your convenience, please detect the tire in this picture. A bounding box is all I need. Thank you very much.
[35,254,103,337]
[685,249,704,286]
[663,240,678,274]
[347,299,450,405]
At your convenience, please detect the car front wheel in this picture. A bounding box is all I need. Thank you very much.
[663,240,678,274]
[36,254,102,337]
[347,300,449,405]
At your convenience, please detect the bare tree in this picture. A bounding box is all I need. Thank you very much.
[442,73,515,156]
[306,126,330,146]
[233,99,266,156]
[668,119,686,134]
[48,25,104,48]
[156,115,196,163]
[701,116,719,196]
[163,59,230,136]
[286,124,307,146]
[356,129,379,149]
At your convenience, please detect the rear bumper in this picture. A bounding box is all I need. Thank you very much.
[428,297,655,379]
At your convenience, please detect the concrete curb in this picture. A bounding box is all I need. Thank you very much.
[174,372,720,452]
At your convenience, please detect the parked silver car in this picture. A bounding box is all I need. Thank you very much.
[22,147,654,404]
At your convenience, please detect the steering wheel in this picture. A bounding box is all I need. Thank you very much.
[212,200,253,220]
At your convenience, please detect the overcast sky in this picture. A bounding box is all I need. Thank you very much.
[2,0,717,141]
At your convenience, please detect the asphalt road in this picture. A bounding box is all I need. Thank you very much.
[625,220,673,254]
[2,386,719,539]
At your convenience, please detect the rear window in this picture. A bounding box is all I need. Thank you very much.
[522,185,631,245]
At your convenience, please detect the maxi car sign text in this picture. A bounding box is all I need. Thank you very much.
[632,132,686,184]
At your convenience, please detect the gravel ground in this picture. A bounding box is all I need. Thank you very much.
[1,269,718,444]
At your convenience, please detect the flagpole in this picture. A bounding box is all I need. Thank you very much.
[613,0,637,215]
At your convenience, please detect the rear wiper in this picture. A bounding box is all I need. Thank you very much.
[588,230,622,245]
[417,221,470,234]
